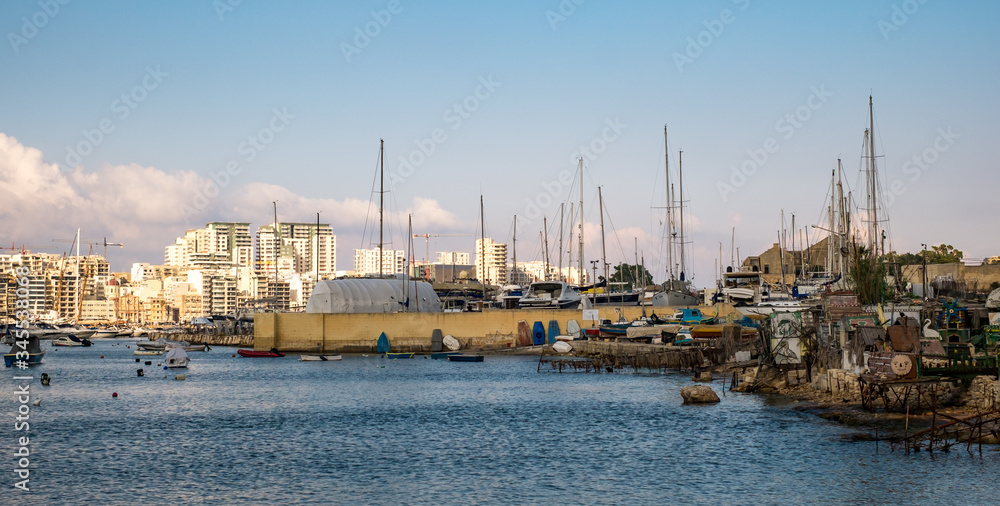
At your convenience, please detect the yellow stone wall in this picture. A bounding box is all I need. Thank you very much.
[253,304,738,352]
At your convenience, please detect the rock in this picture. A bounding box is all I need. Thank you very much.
[692,370,713,382]
[680,385,720,404]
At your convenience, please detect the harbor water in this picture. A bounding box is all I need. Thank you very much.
[3,339,997,504]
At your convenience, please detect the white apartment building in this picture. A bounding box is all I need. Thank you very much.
[354,248,405,276]
[475,238,507,285]
[436,251,470,264]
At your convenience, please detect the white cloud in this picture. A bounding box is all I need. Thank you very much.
[0,133,468,270]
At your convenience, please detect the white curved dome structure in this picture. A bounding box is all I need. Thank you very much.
[305,277,441,313]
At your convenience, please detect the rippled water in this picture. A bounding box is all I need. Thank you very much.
[2,339,996,504]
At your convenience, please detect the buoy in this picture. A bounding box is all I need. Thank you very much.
[174,374,186,381]
[137,369,144,377]
[32,399,41,406]
[232,354,236,357]
[40,374,50,386]
[135,358,140,363]
[144,361,151,365]
[112,392,118,398]
[100,355,104,359]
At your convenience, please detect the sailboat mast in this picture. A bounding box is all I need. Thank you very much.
[404,214,411,312]
[578,157,584,284]
[827,168,835,274]
[634,237,639,291]
[678,150,686,281]
[272,201,278,287]
[379,139,384,277]
[512,215,517,286]
[664,126,674,282]
[543,217,549,281]
[598,186,608,286]
[567,203,574,283]
[868,96,878,258]
[480,194,486,301]
[558,203,564,282]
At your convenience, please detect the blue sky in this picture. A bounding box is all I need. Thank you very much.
[2,0,998,285]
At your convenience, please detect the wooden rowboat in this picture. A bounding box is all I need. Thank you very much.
[300,354,342,361]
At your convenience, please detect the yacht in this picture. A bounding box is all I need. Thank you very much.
[518,281,582,309]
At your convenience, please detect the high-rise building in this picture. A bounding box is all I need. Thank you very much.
[475,238,507,285]
[255,222,336,278]
[354,248,405,276]
[436,251,470,264]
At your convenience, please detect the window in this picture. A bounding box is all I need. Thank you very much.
[763,264,770,274]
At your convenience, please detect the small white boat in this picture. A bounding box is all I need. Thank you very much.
[163,348,189,368]
[91,329,119,339]
[52,335,92,347]
[134,350,163,356]
[300,354,342,361]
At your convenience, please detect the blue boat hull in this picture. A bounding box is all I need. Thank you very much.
[4,352,45,367]
[532,321,545,345]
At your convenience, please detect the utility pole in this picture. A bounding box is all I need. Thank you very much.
[921,243,928,299]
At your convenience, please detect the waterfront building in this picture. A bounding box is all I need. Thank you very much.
[354,248,405,276]
[475,238,507,286]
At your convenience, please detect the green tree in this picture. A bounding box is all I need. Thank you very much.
[609,263,653,290]
[927,244,963,263]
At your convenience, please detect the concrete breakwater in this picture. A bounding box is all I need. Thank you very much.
[253,305,739,352]
[148,332,254,347]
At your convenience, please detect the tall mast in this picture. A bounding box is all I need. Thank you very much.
[558,203,564,282]
[542,217,549,281]
[272,201,278,287]
[379,139,384,277]
[567,203,574,283]
[678,150,686,281]
[791,213,796,279]
[634,237,639,291]
[512,215,517,286]
[480,194,486,301]
[577,157,584,284]
[316,211,321,284]
[664,125,674,282]
[404,214,411,312]
[598,186,608,286]
[868,95,878,258]
[827,168,835,274]
[836,159,846,275]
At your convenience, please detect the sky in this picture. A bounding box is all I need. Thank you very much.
[2,0,998,287]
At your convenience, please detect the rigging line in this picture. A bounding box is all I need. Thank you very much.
[360,142,382,250]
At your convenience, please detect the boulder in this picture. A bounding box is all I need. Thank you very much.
[692,370,713,382]
[680,385,720,404]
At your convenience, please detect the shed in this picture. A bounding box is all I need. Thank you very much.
[305,277,442,313]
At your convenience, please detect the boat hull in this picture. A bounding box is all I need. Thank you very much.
[4,352,45,367]
[447,354,484,362]
[300,354,342,361]
[650,290,699,307]
[385,352,414,359]
[237,349,285,358]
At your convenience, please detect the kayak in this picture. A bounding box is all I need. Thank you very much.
[237,349,285,358]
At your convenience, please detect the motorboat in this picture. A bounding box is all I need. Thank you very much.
[518,281,582,309]
[91,329,120,339]
[300,354,342,361]
[54,324,96,340]
[495,284,525,309]
[163,347,189,368]
[3,336,45,367]
[52,335,92,347]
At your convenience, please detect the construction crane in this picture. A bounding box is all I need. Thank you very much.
[0,242,56,254]
[411,233,474,263]
[53,235,124,258]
